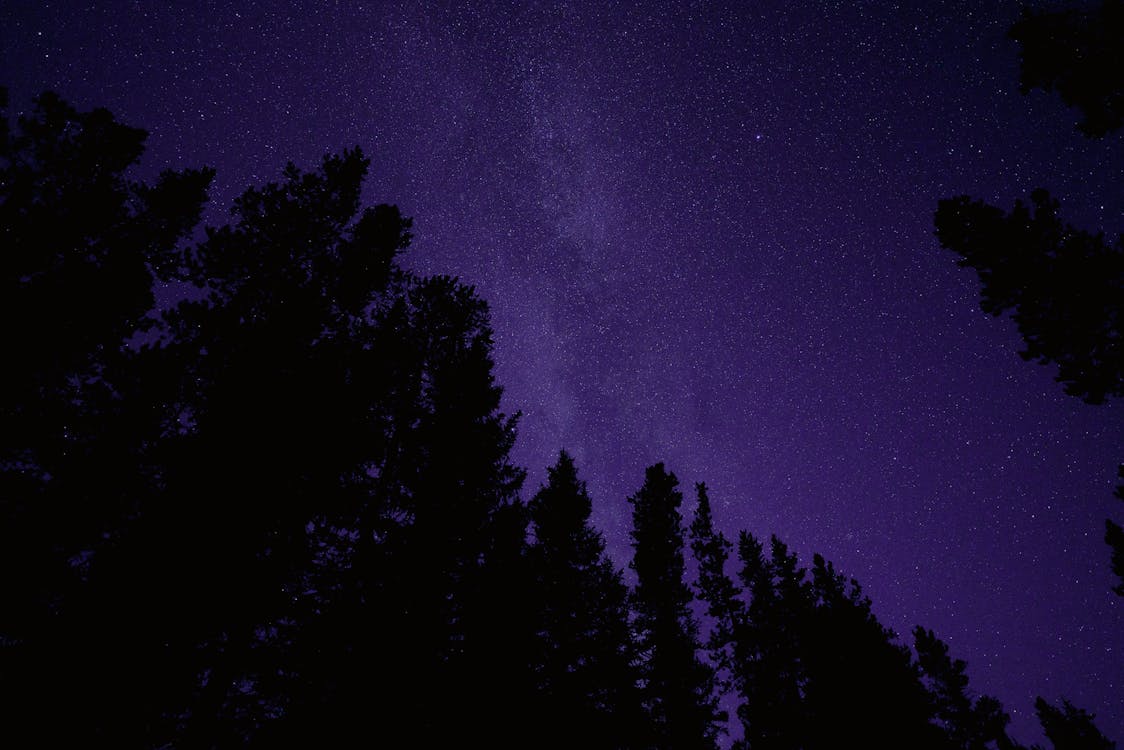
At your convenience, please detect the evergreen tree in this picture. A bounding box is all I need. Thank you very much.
[1009,0,1124,138]
[1,90,531,746]
[128,149,422,747]
[935,0,1124,594]
[731,533,808,750]
[630,463,723,750]
[1034,698,1117,750]
[799,554,938,749]
[688,482,743,690]
[528,451,642,749]
[0,89,213,746]
[165,158,529,746]
[934,190,1124,407]
[914,627,1020,750]
[730,537,995,750]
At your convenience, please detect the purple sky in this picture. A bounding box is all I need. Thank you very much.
[5,0,1123,742]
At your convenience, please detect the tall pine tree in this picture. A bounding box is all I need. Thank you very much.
[914,626,1019,750]
[0,90,213,747]
[688,482,742,689]
[1034,698,1117,750]
[630,463,723,750]
[528,451,642,749]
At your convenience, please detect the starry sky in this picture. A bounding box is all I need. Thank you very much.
[4,0,1123,742]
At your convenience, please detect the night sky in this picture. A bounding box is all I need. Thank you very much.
[4,0,1123,742]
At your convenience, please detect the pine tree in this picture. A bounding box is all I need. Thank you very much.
[0,90,213,746]
[688,482,743,694]
[914,627,1020,750]
[528,451,642,749]
[731,538,947,749]
[169,162,531,746]
[935,0,1124,595]
[629,463,723,750]
[731,533,808,750]
[1,90,532,743]
[799,555,938,748]
[1034,698,1117,750]
[1009,0,1124,138]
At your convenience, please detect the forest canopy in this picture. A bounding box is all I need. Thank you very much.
[0,90,1116,749]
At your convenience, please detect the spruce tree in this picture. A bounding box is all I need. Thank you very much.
[731,533,808,750]
[168,160,530,746]
[731,538,946,749]
[0,90,213,747]
[935,0,1124,595]
[914,627,1020,750]
[528,451,641,749]
[800,555,938,748]
[1,91,531,744]
[1034,698,1116,750]
[688,482,743,690]
[629,463,723,750]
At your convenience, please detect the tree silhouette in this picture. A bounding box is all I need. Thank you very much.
[800,554,939,748]
[729,532,810,749]
[131,149,429,746]
[934,190,1124,406]
[630,463,724,750]
[0,89,213,746]
[7,88,1119,749]
[1034,698,1117,750]
[527,451,642,749]
[169,159,530,746]
[935,0,1124,594]
[728,534,944,749]
[689,482,742,691]
[914,626,1019,750]
[1,90,531,746]
[1108,479,1124,596]
[1009,0,1124,138]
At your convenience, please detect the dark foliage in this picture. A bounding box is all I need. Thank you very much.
[1010,0,1124,137]
[688,482,741,690]
[938,1,1124,593]
[630,464,724,750]
[3,90,1117,748]
[0,89,214,745]
[527,451,643,749]
[1034,698,1117,750]
[725,534,941,749]
[934,190,1124,406]
[914,627,1019,750]
[1108,517,1124,597]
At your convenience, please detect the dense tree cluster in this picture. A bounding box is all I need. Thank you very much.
[1,91,1116,748]
[935,0,1124,595]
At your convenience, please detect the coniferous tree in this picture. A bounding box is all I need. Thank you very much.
[689,482,743,690]
[165,160,529,746]
[1,90,531,746]
[913,627,1020,750]
[10,88,1119,750]
[132,149,425,747]
[728,536,1014,750]
[731,533,808,750]
[935,0,1124,594]
[1009,0,1124,138]
[527,451,642,749]
[934,190,1124,407]
[630,463,723,750]
[0,89,213,746]
[799,554,938,749]
[1034,698,1117,750]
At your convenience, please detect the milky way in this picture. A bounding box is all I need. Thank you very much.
[4,1,1123,741]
